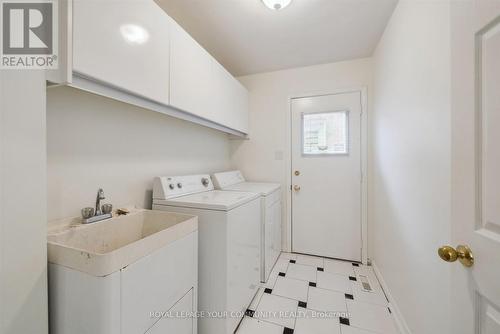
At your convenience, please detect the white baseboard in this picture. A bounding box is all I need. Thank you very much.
[371,260,412,334]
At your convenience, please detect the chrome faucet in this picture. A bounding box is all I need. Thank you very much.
[81,188,113,224]
[95,188,105,215]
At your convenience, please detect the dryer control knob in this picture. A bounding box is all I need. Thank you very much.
[177,183,183,189]
[169,184,175,190]
[201,178,210,187]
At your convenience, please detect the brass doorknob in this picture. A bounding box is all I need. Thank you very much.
[438,245,474,267]
[293,185,301,191]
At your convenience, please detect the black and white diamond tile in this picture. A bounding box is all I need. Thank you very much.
[236,252,399,334]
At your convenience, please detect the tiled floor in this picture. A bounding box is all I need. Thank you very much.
[236,252,399,334]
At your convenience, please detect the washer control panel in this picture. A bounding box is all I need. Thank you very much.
[153,174,214,200]
[212,170,245,189]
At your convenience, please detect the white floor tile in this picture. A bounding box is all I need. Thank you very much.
[308,287,348,313]
[236,316,284,334]
[248,287,265,311]
[280,252,297,260]
[324,259,356,276]
[273,257,290,273]
[255,293,298,328]
[273,276,309,301]
[350,281,388,306]
[340,324,379,334]
[295,308,342,334]
[262,269,280,289]
[296,254,325,268]
[317,272,352,294]
[286,263,317,282]
[346,300,398,334]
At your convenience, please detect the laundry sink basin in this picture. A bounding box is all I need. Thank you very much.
[47,209,197,276]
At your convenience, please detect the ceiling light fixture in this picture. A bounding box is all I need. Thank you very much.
[262,0,292,11]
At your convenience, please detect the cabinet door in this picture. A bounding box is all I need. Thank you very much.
[120,233,196,334]
[73,0,170,105]
[212,60,249,134]
[229,77,249,133]
[146,290,194,334]
[210,61,233,125]
[170,19,212,120]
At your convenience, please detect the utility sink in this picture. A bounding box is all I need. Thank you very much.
[47,209,198,276]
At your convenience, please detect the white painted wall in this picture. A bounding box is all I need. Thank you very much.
[371,1,452,333]
[232,58,373,251]
[47,86,231,222]
[0,71,48,334]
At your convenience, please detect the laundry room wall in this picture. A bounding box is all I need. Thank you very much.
[371,0,452,333]
[47,86,231,222]
[1,71,48,334]
[232,58,373,252]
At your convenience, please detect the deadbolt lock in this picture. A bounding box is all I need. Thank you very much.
[294,171,300,176]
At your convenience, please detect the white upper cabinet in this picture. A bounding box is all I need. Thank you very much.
[170,18,249,134]
[169,19,213,121]
[73,0,170,105]
[65,0,248,136]
[211,60,249,133]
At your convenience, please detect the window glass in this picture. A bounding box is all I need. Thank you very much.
[302,111,348,155]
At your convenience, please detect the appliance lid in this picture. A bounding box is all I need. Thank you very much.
[153,190,259,211]
[221,182,281,196]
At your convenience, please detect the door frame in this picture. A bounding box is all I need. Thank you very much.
[285,87,368,264]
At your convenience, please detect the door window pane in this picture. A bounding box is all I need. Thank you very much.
[302,111,348,155]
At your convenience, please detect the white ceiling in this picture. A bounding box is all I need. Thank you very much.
[155,0,397,76]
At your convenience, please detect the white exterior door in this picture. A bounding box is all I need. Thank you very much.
[291,92,363,261]
[451,2,500,333]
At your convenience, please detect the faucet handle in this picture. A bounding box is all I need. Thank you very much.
[101,204,113,214]
[81,207,95,219]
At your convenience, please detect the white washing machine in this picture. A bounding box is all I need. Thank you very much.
[152,174,260,334]
[211,171,281,283]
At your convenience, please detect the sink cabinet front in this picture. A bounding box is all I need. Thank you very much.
[49,231,198,334]
[121,230,197,334]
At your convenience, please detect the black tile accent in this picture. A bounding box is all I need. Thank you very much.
[245,309,255,317]
[352,263,360,267]
[279,272,286,277]
[345,293,354,300]
[317,267,324,272]
[349,276,357,281]
[309,282,317,287]
[283,327,294,334]
[339,317,350,326]
[289,259,296,264]
[298,301,307,308]
[264,288,273,294]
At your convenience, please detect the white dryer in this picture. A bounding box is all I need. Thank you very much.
[211,171,281,283]
[152,174,260,334]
